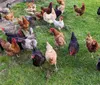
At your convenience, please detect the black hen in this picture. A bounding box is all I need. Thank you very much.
[97,7,100,15]
[31,48,45,67]
[97,58,100,71]
[68,32,79,56]
[55,5,62,18]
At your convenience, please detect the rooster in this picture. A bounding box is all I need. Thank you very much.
[86,33,99,58]
[52,16,64,30]
[50,28,66,47]
[41,2,52,14]
[0,38,20,57]
[97,58,100,71]
[74,3,85,16]
[68,32,79,57]
[45,42,58,71]
[43,8,56,24]
[31,48,45,67]
[97,7,100,15]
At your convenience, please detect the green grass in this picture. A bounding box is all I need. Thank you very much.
[0,0,100,85]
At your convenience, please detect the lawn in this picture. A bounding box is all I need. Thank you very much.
[0,0,100,85]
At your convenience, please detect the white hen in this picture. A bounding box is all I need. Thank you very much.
[45,42,58,71]
[53,16,64,30]
[43,8,56,24]
[22,38,37,50]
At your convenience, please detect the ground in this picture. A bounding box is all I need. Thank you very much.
[0,0,100,85]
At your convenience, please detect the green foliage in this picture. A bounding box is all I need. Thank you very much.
[0,0,100,85]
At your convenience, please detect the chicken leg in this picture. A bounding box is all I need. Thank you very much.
[55,63,58,72]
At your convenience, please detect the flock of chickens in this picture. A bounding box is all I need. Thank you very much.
[0,0,100,77]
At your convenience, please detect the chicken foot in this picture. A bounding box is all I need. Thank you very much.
[54,63,58,72]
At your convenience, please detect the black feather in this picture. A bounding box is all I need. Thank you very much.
[97,58,100,71]
[55,5,62,18]
[32,48,45,67]
[68,32,79,56]
[97,7,100,15]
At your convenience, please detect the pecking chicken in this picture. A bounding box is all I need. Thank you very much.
[50,28,66,47]
[86,33,99,58]
[0,38,20,56]
[41,2,52,14]
[97,7,100,15]
[52,16,64,30]
[97,58,100,71]
[74,3,85,16]
[4,12,14,21]
[18,16,29,31]
[68,32,79,57]
[43,8,56,24]
[45,42,58,71]
[31,48,45,67]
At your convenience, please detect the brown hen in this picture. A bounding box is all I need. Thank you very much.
[86,33,99,58]
[18,16,29,31]
[50,28,66,47]
[74,3,85,16]
[0,38,20,56]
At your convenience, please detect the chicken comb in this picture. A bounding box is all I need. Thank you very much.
[12,38,16,43]
[50,28,55,32]
[0,26,5,31]
[1,28,5,31]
